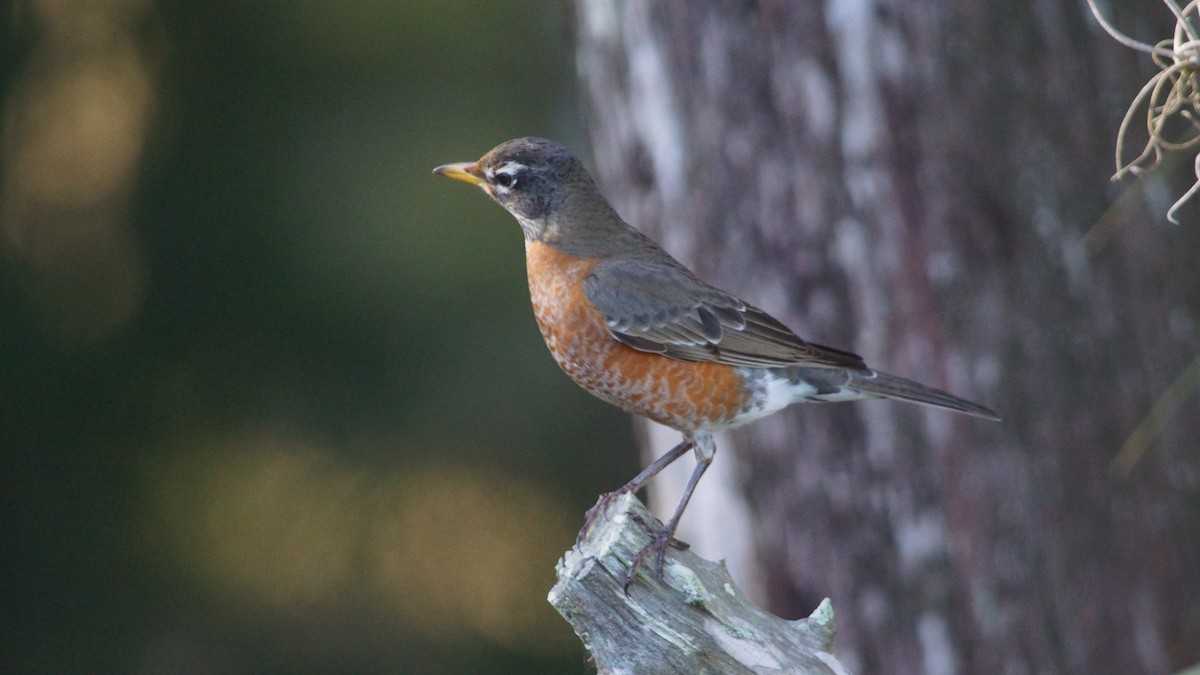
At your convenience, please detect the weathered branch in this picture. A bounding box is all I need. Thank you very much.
[548,494,848,674]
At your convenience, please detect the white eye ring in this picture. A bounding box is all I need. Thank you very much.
[488,161,528,192]
[493,171,516,188]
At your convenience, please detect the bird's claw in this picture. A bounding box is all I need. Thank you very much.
[576,489,626,546]
[575,491,688,593]
[622,527,687,593]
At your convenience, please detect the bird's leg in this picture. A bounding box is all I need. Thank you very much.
[624,432,715,591]
[577,437,694,545]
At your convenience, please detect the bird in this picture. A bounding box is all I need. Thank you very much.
[433,137,998,588]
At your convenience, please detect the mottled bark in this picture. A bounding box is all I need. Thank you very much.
[574,1,1200,673]
[549,494,848,674]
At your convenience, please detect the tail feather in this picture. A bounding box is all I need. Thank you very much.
[848,370,1000,421]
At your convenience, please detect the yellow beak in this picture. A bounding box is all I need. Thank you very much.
[432,161,482,186]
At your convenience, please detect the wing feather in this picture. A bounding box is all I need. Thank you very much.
[584,258,866,370]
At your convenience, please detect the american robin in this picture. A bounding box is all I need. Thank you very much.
[434,137,998,587]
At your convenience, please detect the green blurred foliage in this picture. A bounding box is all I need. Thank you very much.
[1,1,636,672]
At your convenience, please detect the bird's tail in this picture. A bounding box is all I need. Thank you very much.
[847,369,999,420]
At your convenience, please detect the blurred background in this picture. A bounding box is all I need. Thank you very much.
[7,1,1200,673]
[1,1,637,672]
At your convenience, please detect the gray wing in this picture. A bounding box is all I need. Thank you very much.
[583,258,866,370]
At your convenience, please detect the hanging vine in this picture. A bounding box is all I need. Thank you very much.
[1088,0,1200,223]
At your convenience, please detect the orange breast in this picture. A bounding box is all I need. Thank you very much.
[524,241,748,431]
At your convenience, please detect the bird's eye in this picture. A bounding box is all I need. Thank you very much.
[493,171,516,188]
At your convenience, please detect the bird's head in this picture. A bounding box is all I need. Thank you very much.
[434,137,622,247]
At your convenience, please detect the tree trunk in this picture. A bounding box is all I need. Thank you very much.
[574,1,1200,673]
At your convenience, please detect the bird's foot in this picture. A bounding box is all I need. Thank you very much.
[622,522,688,593]
[576,489,627,546]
